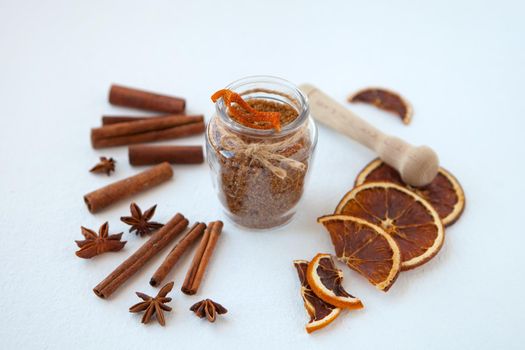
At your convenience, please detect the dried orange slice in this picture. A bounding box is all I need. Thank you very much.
[317,215,401,291]
[348,87,412,125]
[307,253,364,309]
[335,182,445,270]
[355,158,465,226]
[293,260,341,333]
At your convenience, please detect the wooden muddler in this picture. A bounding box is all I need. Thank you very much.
[129,145,204,165]
[109,84,185,113]
[93,213,189,299]
[84,162,173,213]
[299,83,439,187]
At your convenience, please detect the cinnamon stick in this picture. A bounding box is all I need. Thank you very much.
[91,115,203,149]
[129,145,204,165]
[102,114,186,126]
[94,213,189,299]
[93,115,202,140]
[92,122,205,149]
[181,221,223,295]
[94,115,202,138]
[150,222,207,287]
[84,162,173,213]
[109,84,185,113]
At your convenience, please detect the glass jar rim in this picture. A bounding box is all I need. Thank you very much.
[215,75,310,137]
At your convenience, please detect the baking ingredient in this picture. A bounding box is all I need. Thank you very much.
[355,158,465,226]
[83,162,173,213]
[91,115,204,149]
[207,96,312,229]
[348,87,412,125]
[109,84,185,114]
[181,221,223,295]
[75,222,126,259]
[335,182,445,270]
[211,89,281,131]
[93,213,188,299]
[120,202,164,236]
[317,215,401,291]
[190,299,228,322]
[150,222,206,287]
[307,253,363,309]
[293,260,341,333]
[102,114,182,125]
[129,281,174,326]
[89,157,116,175]
[128,145,204,165]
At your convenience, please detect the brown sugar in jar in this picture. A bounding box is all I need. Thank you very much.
[206,76,318,229]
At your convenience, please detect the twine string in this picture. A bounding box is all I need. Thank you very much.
[214,122,307,179]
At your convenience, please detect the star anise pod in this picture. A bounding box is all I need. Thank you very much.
[120,202,164,236]
[89,157,116,176]
[129,281,174,326]
[190,299,227,323]
[75,222,126,259]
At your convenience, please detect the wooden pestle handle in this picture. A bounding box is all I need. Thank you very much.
[299,83,439,187]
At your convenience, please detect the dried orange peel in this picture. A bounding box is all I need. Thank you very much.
[318,215,401,291]
[307,253,364,310]
[355,158,465,226]
[294,260,341,333]
[211,89,281,131]
[335,182,445,270]
[348,87,413,125]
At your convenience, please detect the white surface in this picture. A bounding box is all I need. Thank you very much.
[0,0,524,349]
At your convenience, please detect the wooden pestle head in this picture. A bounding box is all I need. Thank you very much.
[299,83,440,187]
[398,145,439,187]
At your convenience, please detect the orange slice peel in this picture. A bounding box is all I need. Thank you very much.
[335,182,445,270]
[348,87,412,125]
[293,260,341,333]
[317,215,401,291]
[355,158,465,226]
[211,89,281,131]
[306,253,364,309]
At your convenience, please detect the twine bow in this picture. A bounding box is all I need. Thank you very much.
[218,128,307,179]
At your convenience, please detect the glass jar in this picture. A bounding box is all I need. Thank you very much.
[205,76,318,229]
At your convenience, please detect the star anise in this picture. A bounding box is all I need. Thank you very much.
[190,299,227,323]
[120,202,164,236]
[75,222,126,259]
[89,157,116,175]
[129,281,174,326]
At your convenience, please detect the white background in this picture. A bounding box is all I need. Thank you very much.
[1,0,524,349]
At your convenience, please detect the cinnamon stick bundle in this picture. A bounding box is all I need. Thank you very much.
[94,213,189,299]
[91,115,205,149]
[150,222,207,287]
[109,84,185,114]
[102,114,179,126]
[84,162,173,213]
[181,221,223,295]
[129,145,204,165]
